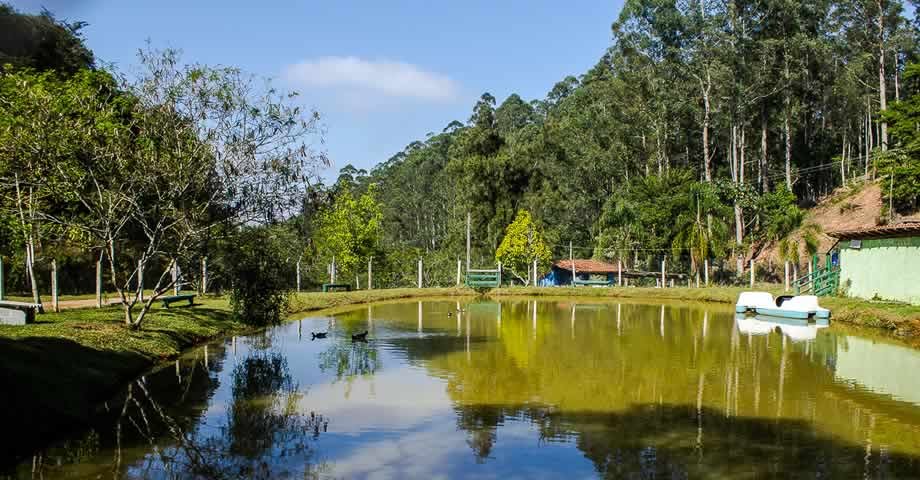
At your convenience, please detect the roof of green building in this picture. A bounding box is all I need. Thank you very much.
[828,222,920,240]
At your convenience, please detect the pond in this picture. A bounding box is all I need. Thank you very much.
[4,297,920,478]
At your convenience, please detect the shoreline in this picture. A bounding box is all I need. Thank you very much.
[2,285,919,469]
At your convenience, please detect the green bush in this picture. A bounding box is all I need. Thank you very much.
[225,227,295,326]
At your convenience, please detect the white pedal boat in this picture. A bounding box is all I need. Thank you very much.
[735,291,830,320]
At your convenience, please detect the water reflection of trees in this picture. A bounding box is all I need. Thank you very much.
[318,340,380,381]
[125,351,329,479]
[384,301,920,475]
[23,342,331,479]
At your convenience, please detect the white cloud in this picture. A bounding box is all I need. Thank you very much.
[282,56,460,103]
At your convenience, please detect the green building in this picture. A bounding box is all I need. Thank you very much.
[829,223,920,305]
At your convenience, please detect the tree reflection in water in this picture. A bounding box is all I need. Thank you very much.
[318,340,380,381]
[108,351,330,479]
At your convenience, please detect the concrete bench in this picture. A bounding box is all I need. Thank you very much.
[322,283,352,293]
[161,294,196,308]
[0,301,41,325]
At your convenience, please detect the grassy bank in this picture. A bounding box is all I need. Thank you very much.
[0,297,250,466]
[288,287,475,315]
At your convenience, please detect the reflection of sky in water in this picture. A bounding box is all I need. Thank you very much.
[835,335,920,406]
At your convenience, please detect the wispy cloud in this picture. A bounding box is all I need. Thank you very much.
[282,56,460,103]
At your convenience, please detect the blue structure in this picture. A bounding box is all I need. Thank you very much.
[541,259,618,287]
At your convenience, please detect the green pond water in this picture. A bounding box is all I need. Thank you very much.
[4,298,920,479]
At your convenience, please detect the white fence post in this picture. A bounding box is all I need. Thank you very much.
[96,254,103,308]
[417,258,423,288]
[749,260,755,288]
[51,259,59,312]
[784,261,790,292]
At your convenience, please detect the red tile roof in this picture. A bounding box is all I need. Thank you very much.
[827,222,920,240]
[553,259,619,274]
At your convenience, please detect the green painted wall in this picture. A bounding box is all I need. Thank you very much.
[839,237,920,304]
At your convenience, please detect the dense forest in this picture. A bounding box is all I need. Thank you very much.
[3,1,920,307]
[319,0,920,286]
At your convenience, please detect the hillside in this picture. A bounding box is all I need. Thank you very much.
[755,181,920,269]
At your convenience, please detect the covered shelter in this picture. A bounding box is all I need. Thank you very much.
[828,222,920,304]
[541,259,687,287]
[543,259,619,286]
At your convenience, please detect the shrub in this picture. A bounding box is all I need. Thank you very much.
[225,227,296,326]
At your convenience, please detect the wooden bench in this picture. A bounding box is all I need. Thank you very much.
[322,283,352,293]
[161,294,196,308]
[0,300,41,325]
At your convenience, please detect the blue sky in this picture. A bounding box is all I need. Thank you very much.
[11,0,623,181]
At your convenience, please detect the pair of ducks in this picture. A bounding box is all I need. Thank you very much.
[311,330,369,342]
[447,307,466,317]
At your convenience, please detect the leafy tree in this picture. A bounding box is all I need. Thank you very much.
[0,4,94,74]
[495,210,551,285]
[879,62,920,213]
[314,184,383,280]
[0,48,325,328]
[225,227,296,326]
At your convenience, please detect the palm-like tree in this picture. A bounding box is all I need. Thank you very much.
[671,185,729,285]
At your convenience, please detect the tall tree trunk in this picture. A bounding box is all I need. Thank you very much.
[877,0,888,150]
[14,176,42,306]
[784,106,792,190]
[701,71,713,182]
[841,131,847,187]
[761,108,769,193]
[732,127,744,276]
[740,128,746,184]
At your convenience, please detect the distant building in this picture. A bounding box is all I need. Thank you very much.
[541,259,618,286]
[828,223,920,304]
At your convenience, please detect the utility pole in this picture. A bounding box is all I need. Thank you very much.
[466,211,471,272]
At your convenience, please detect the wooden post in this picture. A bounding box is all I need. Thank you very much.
[137,259,144,303]
[51,259,59,313]
[466,212,471,272]
[749,259,755,288]
[569,241,575,285]
[704,259,710,286]
[456,258,461,286]
[661,257,666,288]
[96,254,103,308]
[417,258,423,288]
[0,256,4,301]
[784,261,790,292]
[368,257,373,290]
[617,259,622,287]
[200,257,208,295]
